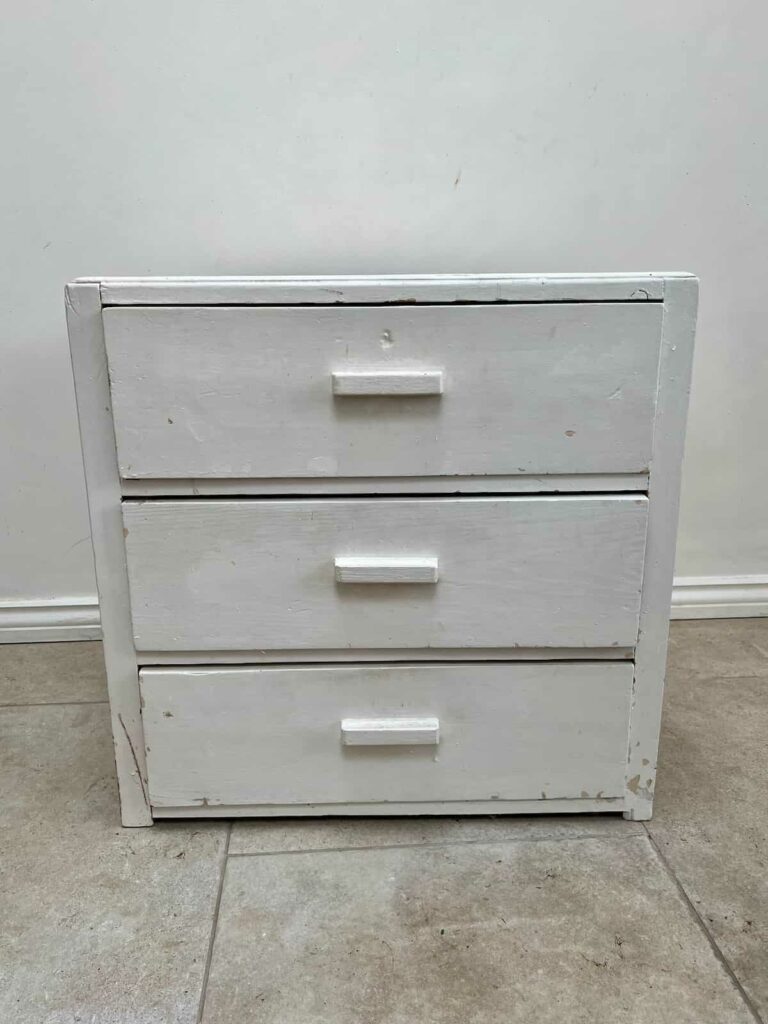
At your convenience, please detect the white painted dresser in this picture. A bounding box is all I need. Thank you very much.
[66,274,697,826]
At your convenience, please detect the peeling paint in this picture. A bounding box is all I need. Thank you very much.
[627,774,641,794]
[627,773,654,800]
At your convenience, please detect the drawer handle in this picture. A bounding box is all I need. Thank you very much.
[334,556,439,584]
[331,370,443,396]
[341,717,440,746]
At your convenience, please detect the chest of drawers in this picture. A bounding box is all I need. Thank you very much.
[66,274,697,826]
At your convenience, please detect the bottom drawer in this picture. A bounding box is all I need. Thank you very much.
[141,662,633,811]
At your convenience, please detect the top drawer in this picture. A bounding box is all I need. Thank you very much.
[103,303,662,481]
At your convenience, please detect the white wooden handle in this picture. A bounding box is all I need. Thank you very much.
[341,717,440,746]
[334,556,439,584]
[331,370,443,396]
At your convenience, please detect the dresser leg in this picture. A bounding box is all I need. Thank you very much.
[622,799,653,821]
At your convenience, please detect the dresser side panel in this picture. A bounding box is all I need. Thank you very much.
[624,276,698,819]
[66,283,151,826]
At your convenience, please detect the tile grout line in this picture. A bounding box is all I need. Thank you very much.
[227,829,645,858]
[0,698,109,709]
[196,822,232,1024]
[643,825,765,1024]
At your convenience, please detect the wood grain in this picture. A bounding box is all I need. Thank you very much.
[123,495,649,652]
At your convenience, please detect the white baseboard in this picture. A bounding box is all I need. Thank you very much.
[671,575,768,620]
[0,598,101,643]
[0,578,764,643]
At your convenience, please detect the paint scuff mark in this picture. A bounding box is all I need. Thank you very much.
[453,168,462,189]
[65,535,91,553]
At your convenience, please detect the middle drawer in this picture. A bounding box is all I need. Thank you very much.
[123,496,648,654]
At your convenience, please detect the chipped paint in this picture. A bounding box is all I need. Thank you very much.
[627,773,654,800]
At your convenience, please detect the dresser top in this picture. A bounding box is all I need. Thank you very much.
[72,272,695,306]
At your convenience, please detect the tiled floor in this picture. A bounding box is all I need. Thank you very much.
[1,621,766,1023]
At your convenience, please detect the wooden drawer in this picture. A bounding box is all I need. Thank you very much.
[104,303,662,481]
[140,662,634,810]
[123,495,648,653]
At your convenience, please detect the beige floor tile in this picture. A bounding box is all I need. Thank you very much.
[651,655,768,1017]
[0,703,227,1024]
[0,640,108,705]
[202,836,754,1024]
[667,618,768,680]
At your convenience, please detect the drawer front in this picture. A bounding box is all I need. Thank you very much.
[104,303,662,480]
[123,496,648,652]
[140,662,633,809]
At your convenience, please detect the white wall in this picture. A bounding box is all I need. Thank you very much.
[1,0,766,617]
